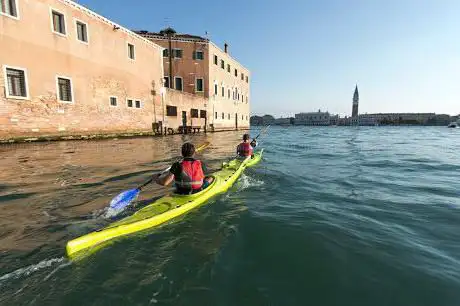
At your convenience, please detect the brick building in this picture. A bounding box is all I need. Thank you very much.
[136,30,251,131]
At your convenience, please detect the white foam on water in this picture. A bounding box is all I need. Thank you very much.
[0,257,66,284]
[238,173,265,191]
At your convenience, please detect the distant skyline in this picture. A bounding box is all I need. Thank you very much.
[77,0,460,116]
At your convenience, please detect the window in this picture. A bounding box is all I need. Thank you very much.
[110,96,117,106]
[214,84,218,95]
[4,66,28,99]
[166,105,177,116]
[246,96,249,103]
[1,0,18,18]
[222,112,224,119]
[128,43,135,60]
[175,77,183,91]
[228,89,230,99]
[220,59,225,69]
[227,64,230,73]
[246,115,248,121]
[234,69,238,77]
[172,49,182,58]
[242,114,243,120]
[191,108,199,118]
[127,99,133,108]
[76,20,88,43]
[200,110,206,118]
[221,86,225,97]
[215,112,217,119]
[246,76,249,83]
[163,49,169,57]
[228,113,230,120]
[194,50,204,60]
[164,76,169,88]
[241,73,244,81]
[214,55,218,65]
[57,76,73,102]
[135,100,141,108]
[196,78,204,92]
[51,10,66,35]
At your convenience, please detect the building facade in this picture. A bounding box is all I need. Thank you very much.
[137,30,251,131]
[294,110,330,126]
[0,0,164,139]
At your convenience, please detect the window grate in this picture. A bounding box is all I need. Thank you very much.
[58,77,72,102]
[6,68,27,97]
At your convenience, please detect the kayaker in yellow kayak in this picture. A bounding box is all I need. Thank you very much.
[155,142,214,194]
[236,133,257,158]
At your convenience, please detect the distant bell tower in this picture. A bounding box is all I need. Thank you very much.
[352,84,359,117]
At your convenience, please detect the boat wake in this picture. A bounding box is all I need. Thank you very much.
[0,257,67,285]
[238,173,265,191]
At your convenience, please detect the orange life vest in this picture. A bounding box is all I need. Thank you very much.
[237,142,253,157]
[175,160,205,190]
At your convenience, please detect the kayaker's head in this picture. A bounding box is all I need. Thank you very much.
[181,142,195,158]
[243,134,250,142]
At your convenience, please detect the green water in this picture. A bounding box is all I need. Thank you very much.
[1,127,459,306]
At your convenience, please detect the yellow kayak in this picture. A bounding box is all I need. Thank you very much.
[66,150,264,259]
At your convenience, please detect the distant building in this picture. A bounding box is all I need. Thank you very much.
[358,113,435,125]
[274,117,291,125]
[329,114,339,125]
[250,115,274,126]
[294,110,330,126]
[352,85,359,125]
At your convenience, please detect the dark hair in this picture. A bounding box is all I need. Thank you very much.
[243,134,250,141]
[181,142,195,157]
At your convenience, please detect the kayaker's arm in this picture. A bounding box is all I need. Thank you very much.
[155,172,174,186]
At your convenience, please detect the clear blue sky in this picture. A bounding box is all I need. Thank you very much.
[77,0,460,117]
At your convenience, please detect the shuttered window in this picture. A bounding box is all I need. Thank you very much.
[110,96,117,106]
[196,78,204,92]
[128,43,135,60]
[193,51,204,60]
[191,109,199,118]
[1,0,18,17]
[5,68,27,98]
[175,77,183,91]
[57,77,72,102]
[172,49,182,58]
[76,21,88,43]
[166,105,177,116]
[52,10,66,35]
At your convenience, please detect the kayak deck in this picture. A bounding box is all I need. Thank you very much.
[66,150,263,259]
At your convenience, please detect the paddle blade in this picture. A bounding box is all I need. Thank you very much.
[109,188,140,210]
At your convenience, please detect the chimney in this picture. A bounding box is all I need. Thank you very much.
[224,43,228,53]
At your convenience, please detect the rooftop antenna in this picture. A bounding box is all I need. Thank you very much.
[205,31,210,41]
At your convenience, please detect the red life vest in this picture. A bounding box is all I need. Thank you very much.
[175,160,205,190]
[237,142,253,157]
